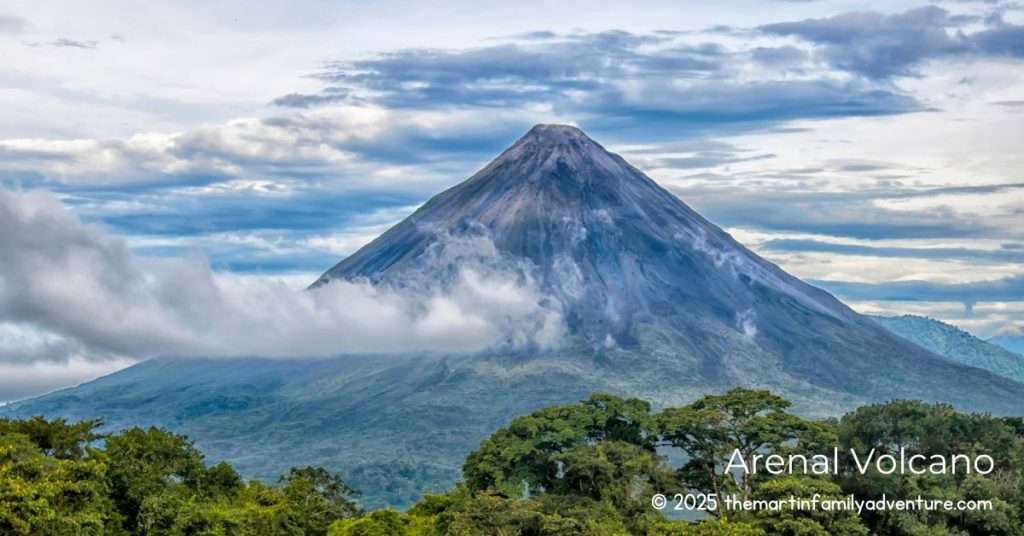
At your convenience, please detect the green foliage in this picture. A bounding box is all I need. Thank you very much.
[0,416,102,459]
[3,391,1024,535]
[463,393,662,496]
[105,427,208,531]
[0,432,119,535]
[344,461,456,508]
[427,487,630,535]
[656,388,829,506]
[743,476,867,536]
[461,393,669,532]
[0,418,360,535]
[138,481,303,536]
[280,466,362,536]
[672,516,765,536]
[328,508,433,536]
[836,400,1024,536]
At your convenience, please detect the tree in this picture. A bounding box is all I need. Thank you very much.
[201,461,244,498]
[656,388,818,507]
[463,393,661,497]
[280,466,361,536]
[104,427,207,532]
[149,481,304,536]
[4,392,1023,536]
[745,476,867,536]
[457,394,673,531]
[836,400,1024,536]
[328,508,434,536]
[0,416,102,459]
[427,487,631,536]
[670,517,764,536]
[0,432,119,535]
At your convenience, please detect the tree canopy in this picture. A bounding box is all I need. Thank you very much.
[3,389,1023,535]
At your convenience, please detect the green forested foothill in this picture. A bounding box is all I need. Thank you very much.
[2,390,1023,535]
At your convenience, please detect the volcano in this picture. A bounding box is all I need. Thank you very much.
[311,124,1020,403]
[8,124,1024,507]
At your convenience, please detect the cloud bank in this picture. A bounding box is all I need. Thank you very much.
[0,189,563,372]
[273,29,922,129]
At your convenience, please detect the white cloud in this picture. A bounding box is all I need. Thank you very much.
[0,188,564,366]
[0,357,135,405]
[0,105,538,194]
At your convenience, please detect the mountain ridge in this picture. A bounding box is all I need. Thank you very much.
[990,328,1024,356]
[872,314,1024,382]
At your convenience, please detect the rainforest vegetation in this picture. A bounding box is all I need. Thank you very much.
[3,389,1023,535]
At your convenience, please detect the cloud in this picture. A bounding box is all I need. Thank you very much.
[276,31,718,109]
[762,238,1024,263]
[48,38,98,49]
[0,107,527,190]
[271,89,349,109]
[273,30,922,132]
[21,38,101,49]
[0,358,135,404]
[760,6,1024,79]
[672,184,1017,240]
[0,15,27,34]
[3,108,1018,276]
[991,99,1024,107]
[0,108,544,278]
[750,45,809,65]
[6,21,1008,278]
[814,274,1024,306]
[0,188,564,365]
[647,152,775,169]
[0,109,547,277]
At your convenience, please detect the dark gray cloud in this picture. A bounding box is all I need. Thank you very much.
[970,21,1024,56]
[283,31,716,109]
[0,15,27,34]
[273,30,922,134]
[48,38,98,49]
[833,161,892,173]
[271,88,350,109]
[813,274,1024,306]
[750,45,809,65]
[762,238,1024,263]
[85,188,417,238]
[760,6,1024,79]
[23,37,100,49]
[674,183,1024,240]
[647,152,776,169]
[933,0,1006,4]
[275,8,1024,126]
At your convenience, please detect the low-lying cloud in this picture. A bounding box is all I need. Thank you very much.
[0,189,564,369]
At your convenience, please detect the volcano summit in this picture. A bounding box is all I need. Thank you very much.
[8,124,1024,506]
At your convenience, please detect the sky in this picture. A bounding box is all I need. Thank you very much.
[0,0,1022,401]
